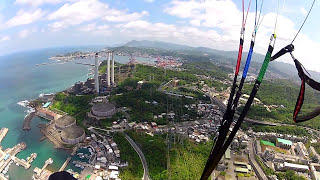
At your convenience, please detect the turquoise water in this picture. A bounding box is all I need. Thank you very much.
[0,48,153,179]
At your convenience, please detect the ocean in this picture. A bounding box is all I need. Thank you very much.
[0,47,155,179]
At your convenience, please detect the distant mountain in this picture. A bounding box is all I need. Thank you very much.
[122,40,320,81]
[124,40,194,50]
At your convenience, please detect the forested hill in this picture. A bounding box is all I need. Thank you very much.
[119,40,320,81]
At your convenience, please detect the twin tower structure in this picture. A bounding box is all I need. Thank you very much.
[94,51,115,94]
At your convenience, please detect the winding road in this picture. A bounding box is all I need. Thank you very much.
[124,134,150,180]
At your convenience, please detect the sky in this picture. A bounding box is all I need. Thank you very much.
[0,0,320,71]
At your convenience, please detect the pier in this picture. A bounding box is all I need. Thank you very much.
[74,62,95,66]
[33,158,53,180]
[0,173,8,180]
[59,157,71,171]
[0,128,8,143]
[71,145,79,156]
[23,111,36,131]
[12,156,31,169]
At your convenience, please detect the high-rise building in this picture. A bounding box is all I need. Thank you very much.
[111,51,115,85]
[107,52,111,87]
[94,53,99,94]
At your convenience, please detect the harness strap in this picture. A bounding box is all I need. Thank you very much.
[293,59,320,122]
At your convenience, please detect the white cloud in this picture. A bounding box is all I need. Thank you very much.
[79,23,111,35]
[190,19,201,26]
[6,8,46,27]
[144,0,154,2]
[104,10,148,22]
[18,28,37,38]
[116,20,222,48]
[47,0,108,31]
[18,30,30,38]
[300,7,307,16]
[0,36,10,42]
[15,0,63,7]
[48,0,147,31]
[163,0,320,72]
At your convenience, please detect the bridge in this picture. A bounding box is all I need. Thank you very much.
[125,134,150,180]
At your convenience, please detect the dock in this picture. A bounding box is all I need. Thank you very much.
[12,156,31,169]
[71,145,79,156]
[23,111,36,131]
[0,128,8,143]
[27,153,37,164]
[0,173,8,180]
[33,158,53,180]
[39,136,47,141]
[59,157,71,171]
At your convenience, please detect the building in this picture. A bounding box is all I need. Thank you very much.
[111,52,115,85]
[296,142,309,158]
[276,138,292,149]
[42,102,51,108]
[235,167,249,174]
[38,93,54,102]
[276,162,309,172]
[309,146,320,163]
[107,52,111,87]
[55,116,76,130]
[225,148,231,160]
[37,108,58,121]
[94,53,99,94]
[92,103,116,117]
[60,126,85,145]
[73,82,84,94]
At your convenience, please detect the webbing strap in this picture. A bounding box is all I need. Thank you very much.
[293,59,320,123]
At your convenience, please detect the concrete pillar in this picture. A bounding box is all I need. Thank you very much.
[107,52,111,87]
[94,53,99,94]
[111,51,115,85]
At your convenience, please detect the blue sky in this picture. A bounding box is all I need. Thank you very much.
[0,0,320,71]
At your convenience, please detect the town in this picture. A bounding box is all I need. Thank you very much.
[12,46,320,180]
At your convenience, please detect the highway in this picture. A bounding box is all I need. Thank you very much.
[124,134,150,180]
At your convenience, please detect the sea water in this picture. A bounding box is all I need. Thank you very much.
[0,47,154,179]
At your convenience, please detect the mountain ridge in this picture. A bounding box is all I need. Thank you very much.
[122,40,320,81]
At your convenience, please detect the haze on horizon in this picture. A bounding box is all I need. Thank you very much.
[0,0,320,71]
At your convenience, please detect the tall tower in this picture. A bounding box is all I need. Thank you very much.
[94,53,99,94]
[107,52,111,87]
[111,51,115,85]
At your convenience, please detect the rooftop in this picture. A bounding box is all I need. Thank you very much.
[225,148,231,159]
[55,115,76,127]
[277,138,293,146]
[261,140,276,147]
[235,167,249,173]
[92,103,115,112]
[283,162,309,170]
[42,102,51,108]
[61,126,85,140]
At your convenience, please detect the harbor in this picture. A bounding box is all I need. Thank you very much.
[0,128,37,180]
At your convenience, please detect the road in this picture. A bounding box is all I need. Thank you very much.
[248,139,268,180]
[124,134,150,180]
[211,96,278,126]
